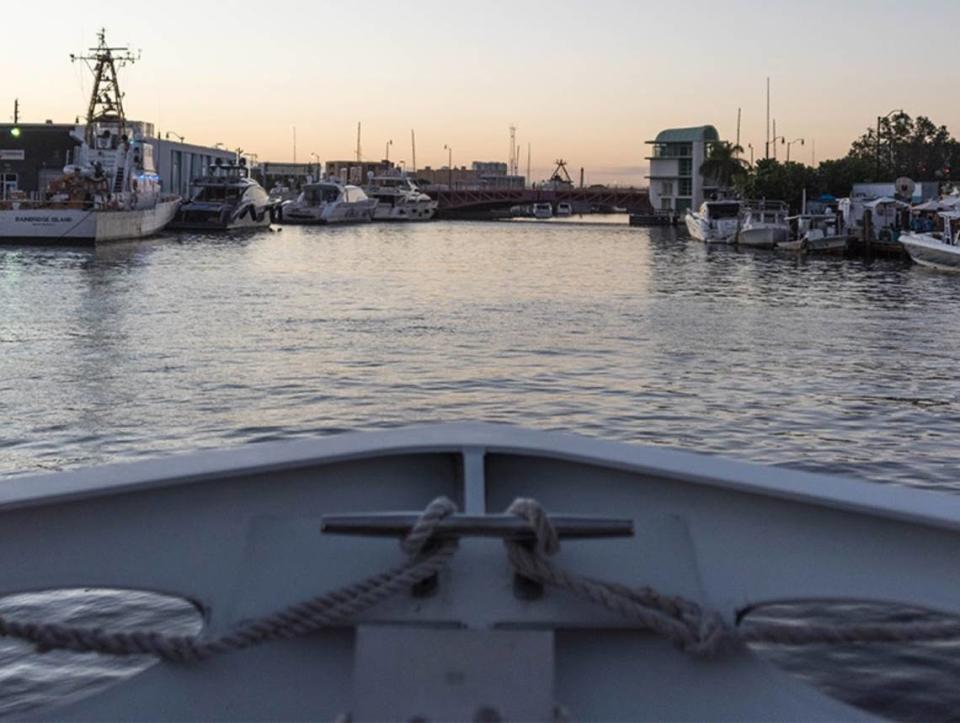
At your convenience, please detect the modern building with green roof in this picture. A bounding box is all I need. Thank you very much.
[646,125,723,214]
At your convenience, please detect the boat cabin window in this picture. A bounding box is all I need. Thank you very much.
[193,185,241,202]
[304,185,341,204]
[706,203,740,219]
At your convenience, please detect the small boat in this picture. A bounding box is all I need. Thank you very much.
[279,180,377,225]
[532,202,553,219]
[168,159,273,231]
[3,422,960,721]
[0,32,179,245]
[738,201,788,248]
[555,202,573,217]
[365,173,437,221]
[901,210,960,271]
[684,200,741,243]
[778,214,847,254]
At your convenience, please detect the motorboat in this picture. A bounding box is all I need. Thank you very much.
[684,200,742,243]
[2,422,960,721]
[0,32,179,245]
[555,202,573,217]
[738,201,788,248]
[168,159,273,231]
[901,210,960,270]
[365,173,437,221]
[279,180,377,225]
[532,202,553,219]
[778,214,847,254]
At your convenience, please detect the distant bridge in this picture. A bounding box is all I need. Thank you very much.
[426,187,653,216]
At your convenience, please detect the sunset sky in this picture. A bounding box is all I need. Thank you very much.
[3,0,958,184]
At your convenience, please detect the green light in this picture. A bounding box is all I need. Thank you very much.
[10,128,20,138]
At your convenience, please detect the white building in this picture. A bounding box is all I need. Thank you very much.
[645,125,722,214]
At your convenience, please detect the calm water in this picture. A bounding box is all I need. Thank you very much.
[1,218,960,718]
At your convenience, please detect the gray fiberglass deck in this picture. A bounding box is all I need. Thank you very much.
[3,423,960,720]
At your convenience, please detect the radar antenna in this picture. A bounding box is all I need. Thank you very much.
[70,29,140,144]
[549,159,573,184]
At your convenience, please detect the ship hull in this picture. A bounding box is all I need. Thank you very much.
[0,198,180,245]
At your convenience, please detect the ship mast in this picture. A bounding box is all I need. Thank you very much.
[70,29,140,145]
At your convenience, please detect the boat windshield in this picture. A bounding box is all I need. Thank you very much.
[193,185,241,202]
[303,185,341,204]
[706,203,740,219]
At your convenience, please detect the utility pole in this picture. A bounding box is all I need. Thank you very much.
[773,119,777,161]
[509,125,517,176]
[385,139,392,163]
[736,107,741,155]
[13,98,18,124]
[356,122,362,163]
[579,167,584,188]
[293,126,296,163]
[765,77,770,160]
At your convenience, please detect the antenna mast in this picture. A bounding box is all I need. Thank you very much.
[411,129,417,173]
[70,29,140,145]
[737,108,743,158]
[526,143,531,188]
[356,122,362,162]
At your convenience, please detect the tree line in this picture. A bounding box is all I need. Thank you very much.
[699,112,958,212]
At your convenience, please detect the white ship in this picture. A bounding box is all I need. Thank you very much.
[901,211,960,271]
[168,159,273,231]
[684,200,742,243]
[366,173,437,221]
[0,31,179,245]
[279,179,377,224]
[738,201,788,248]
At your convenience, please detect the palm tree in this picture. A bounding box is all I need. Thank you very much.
[699,142,749,189]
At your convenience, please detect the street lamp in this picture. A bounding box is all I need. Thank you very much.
[786,138,805,164]
[214,142,225,149]
[443,144,453,189]
[385,139,393,163]
[876,109,903,179]
[747,143,755,167]
[770,135,785,161]
[165,131,185,143]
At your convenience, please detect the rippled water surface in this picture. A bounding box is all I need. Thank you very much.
[2,218,960,718]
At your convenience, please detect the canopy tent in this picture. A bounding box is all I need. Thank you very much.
[864,197,910,209]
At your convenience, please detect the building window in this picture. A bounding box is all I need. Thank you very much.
[660,181,673,196]
[660,197,672,210]
[678,178,692,196]
[1,173,17,199]
[679,159,692,176]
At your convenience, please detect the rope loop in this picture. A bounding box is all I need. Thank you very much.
[506,497,560,556]
[400,496,458,557]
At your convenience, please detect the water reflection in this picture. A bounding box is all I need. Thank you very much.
[0,219,957,491]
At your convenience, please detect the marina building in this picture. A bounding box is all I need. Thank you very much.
[645,125,722,213]
[0,121,235,199]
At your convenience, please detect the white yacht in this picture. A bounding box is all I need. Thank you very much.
[778,214,847,254]
[555,202,573,217]
[279,180,378,225]
[532,202,553,219]
[365,173,437,221]
[901,211,960,270]
[169,159,272,231]
[684,200,742,243]
[0,32,179,245]
[738,201,788,248]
